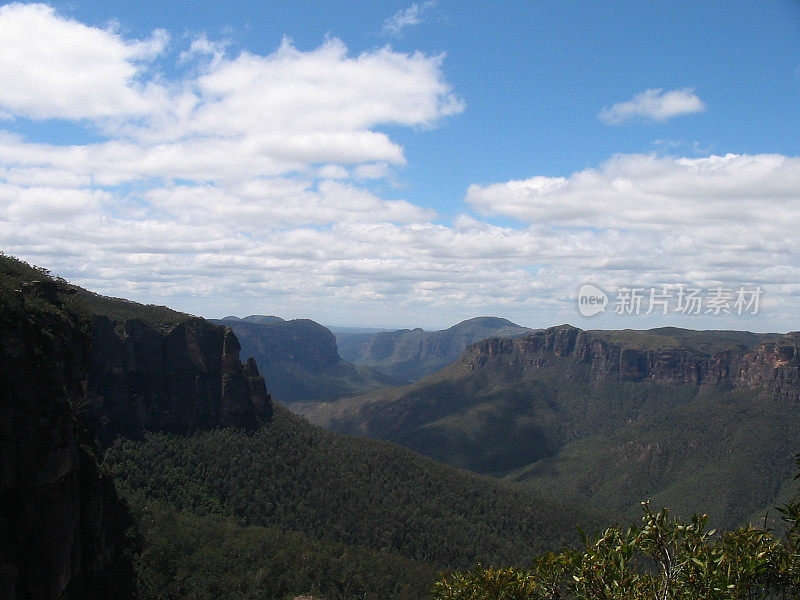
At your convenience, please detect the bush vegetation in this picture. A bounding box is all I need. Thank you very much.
[433,460,800,600]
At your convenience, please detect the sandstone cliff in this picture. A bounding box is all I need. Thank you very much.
[88,315,271,440]
[216,317,396,403]
[462,324,798,399]
[0,272,133,600]
[336,317,533,381]
[0,256,273,599]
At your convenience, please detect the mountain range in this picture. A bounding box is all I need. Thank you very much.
[6,252,800,600]
[294,324,798,531]
[213,314,534,403]
[0,255,602,600]
[213,315,399,404]
[335,316,534,381]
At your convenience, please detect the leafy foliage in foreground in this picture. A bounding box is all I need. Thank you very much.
[128,496,436,600]
[433,471,800,600]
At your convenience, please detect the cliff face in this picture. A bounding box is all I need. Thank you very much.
[0,255,274,600]
[0,281,133,600]
[462,324,800,399]
[737,333,800,402]
[88,316,271,439]
[218,318,340,372]
[215,317,396,404]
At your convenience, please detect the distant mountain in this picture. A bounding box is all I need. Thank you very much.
[294,323,797,531]
[3,256,606,599]
[327,324,390,335]
[335,316,534,381]
[240,314,285,324]
[215,316,400,403]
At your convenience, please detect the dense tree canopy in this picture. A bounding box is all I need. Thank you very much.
[433,459,800,600]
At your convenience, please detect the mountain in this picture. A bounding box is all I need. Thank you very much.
[327,325,390,335]
[240,314,286,324]
[335,316,534,381]
[0,256,134,600]
[2,256,605,599]
[294,323,797,530]
[214,316,400,403]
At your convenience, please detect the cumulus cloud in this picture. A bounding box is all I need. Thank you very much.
[0,3,169,120]
[465,153,800,233]
[461,152,800,327]
[0,4,475,325]
[0,9,464,182]
[599,88,706,124]
[1,4,798,330]
[382,1,438,36]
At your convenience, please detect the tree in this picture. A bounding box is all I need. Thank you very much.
[433,457,800,600]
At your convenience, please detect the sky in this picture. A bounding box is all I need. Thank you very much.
[0,1,799,331]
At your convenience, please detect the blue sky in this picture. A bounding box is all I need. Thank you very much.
[0,1,799,330]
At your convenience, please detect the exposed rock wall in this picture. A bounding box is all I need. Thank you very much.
[737,333,800,402]
[0,290,132,600]
[88,316,271,439]
[463,324,800,399]
[335,317,533,382]
[1,257,273,600]
[218,318,341,371]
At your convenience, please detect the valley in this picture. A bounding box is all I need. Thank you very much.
[293,324,799,531]
[4,253,800,599]
[0,255,602,600]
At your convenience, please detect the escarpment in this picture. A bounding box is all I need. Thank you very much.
[462,324,799,399]
[0,256,273,600]
[1,275,133,600]
[736,333,800,401]
[88,315,271,440]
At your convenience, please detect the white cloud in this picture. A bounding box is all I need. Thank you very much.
[0,3,169,120]
[178,35,229,65]
[599,88,706,124]
[316,165,349,179]
[0,184,111,220]
[0,7,464,182]
[465,153,800,233]
[354,162,390,179]
[0,4,474,325]
[460,152,800,327]
[142,179,434,228]
[383,1,437,36]
[1,4,799,331]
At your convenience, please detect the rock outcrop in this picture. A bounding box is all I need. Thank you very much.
[216,317,396,403]
[218,318,340,372]
[336,317,533,381]
[1,278,133,600]
[462,324,800,400]
[0,256,274,599]
[737,333,800,402]
[88,316,271,439]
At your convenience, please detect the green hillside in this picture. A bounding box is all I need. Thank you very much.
[108,404,608,573]
[296,326,797,531]
[2,254,610,600]
[127,496,437,600]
